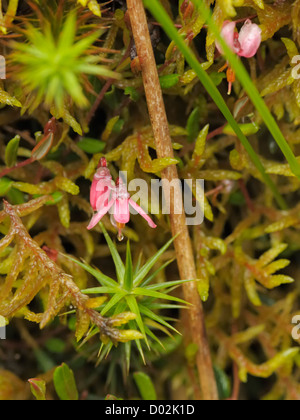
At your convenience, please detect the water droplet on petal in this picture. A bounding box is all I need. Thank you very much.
[117,231,124,242]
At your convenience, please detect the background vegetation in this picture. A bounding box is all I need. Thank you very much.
[0,0,299,400]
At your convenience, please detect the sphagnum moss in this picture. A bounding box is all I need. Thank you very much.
[0,0,299,401]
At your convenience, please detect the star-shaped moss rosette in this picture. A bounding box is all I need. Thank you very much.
[10,11,120,113]
[65,222,190,368]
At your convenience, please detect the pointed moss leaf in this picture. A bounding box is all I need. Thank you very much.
[209,71,226,86]
[134,236,175,287]
[214,365,232,400]
[145,279,192,291]
[101,291,127,316]
[134,333,146,363]
[125,295,147,344]
[133,372,157,400]
[5,135,20,167]
[112,118,125,134]
[223,122,260,137]
[63,254,119,288]
[134,252,143,277]
[139,304,180,335]
[31,133,54,161]
[0,177,13,195]
[53,363,79,401]
[124,240,133,291]
[140,259,175,288]
[132,288,187,304]
[124,86,141,102]
[45,191,63,205]
[77,137,106,154]
[82,286,121,294]
[28,378,47,401]
[186,107,200,143]
[159,74,180,89]
[6,188,25,204]
[100,222,125,284]
[144,324,165,349]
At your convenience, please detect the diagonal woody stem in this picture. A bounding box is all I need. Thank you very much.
[126,0,218,400]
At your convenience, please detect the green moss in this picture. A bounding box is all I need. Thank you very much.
[0,0,299,401]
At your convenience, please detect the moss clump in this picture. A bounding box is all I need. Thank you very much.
[0,0,299,401]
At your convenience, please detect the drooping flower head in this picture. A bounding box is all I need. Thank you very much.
[88,166,157,240]
[216,19,262,94]
[217,19,262,58]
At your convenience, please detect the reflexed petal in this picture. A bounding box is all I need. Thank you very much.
[129,199,157,228]
[87,199,114,230]
[238,20,262,58]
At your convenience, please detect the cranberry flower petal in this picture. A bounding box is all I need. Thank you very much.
[91,179,112,211]
[87,199,115,230]
[90,178,99,211]
[238,19,262,58]
[114,198,130,225]
[95,187,111,211]
[216,21,239,55]
[90,158,112,211]
[129,199,157,228]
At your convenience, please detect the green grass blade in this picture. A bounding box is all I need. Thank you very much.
[143,0,287,210]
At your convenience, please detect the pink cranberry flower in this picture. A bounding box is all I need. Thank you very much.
[88,161,157,240]
[217,19,262,58]
[216,19,262,94]
[90,157,113,211]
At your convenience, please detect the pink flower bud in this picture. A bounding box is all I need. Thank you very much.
[90,158,113,211]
